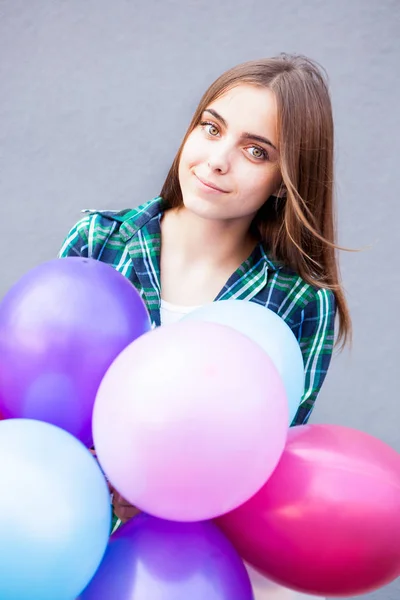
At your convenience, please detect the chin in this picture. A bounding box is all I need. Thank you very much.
[183,195,232,221]
[182,194,223,220]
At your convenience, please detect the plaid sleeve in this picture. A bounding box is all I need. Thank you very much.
[292,287,336,426]
[57,215,92,258]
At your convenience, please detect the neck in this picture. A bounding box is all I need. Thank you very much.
[162,206,256,266]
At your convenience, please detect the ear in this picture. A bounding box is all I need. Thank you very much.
[273,183,287,199]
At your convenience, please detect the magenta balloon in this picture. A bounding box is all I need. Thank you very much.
[78,514,254,600]
[216,424,400,597]
[0,258,151,446]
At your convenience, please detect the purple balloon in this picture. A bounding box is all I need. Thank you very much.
[78,514,254,600]
[0,257,151,446]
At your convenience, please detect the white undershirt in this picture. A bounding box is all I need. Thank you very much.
[160,299,201,325]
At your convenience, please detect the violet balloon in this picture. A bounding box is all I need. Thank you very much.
[217,424,400,598]
[0,257,151,446]
[78,514,254,600]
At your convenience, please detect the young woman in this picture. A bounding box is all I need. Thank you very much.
[59,53,351,524]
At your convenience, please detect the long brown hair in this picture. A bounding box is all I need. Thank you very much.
[160,54,351,348]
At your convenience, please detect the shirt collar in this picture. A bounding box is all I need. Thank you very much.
[119,196,164,242]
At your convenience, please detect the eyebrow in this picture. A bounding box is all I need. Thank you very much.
[203,108,278,151]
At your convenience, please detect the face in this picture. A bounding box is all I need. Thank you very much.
[178,84,282,224]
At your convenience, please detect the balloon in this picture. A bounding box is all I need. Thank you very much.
[93,320,288,521]
[217,424,400,597]
[78,514,253,600]
[246,564,324,600]
[0,257,151,446]
[184,300,304,424]
[0,418,111,600]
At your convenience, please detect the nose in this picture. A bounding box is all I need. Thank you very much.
[207,144,231,174]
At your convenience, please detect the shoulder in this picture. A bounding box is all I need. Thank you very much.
[263,259,336,325]
[278,267,336,310]
[80,195,164,232]
[59,196,164,258]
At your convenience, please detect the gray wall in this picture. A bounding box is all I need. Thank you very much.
[1,1,399,598]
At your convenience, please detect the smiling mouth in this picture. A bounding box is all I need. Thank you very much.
[194,173,229,193]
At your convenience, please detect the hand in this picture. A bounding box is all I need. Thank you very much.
[111,489,141,523]
[89,448,140,523]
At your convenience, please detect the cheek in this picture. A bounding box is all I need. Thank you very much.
[237,169,275,198]
[180,132,205,168]
[234,168,282,212]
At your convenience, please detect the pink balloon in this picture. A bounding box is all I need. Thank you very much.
[216,424,400,597]
[93,321,288,522]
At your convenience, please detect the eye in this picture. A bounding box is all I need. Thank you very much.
[248,146,269,161]
[200,121,220,137]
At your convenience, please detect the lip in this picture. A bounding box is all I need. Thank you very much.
[194,173,229,193]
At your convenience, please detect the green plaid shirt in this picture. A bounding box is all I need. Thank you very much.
[59,196,336,426]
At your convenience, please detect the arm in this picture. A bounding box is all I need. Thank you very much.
[292,287,337,426]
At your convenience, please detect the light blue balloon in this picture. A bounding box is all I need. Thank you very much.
[183,300,305,425]
[0,419,111,600]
